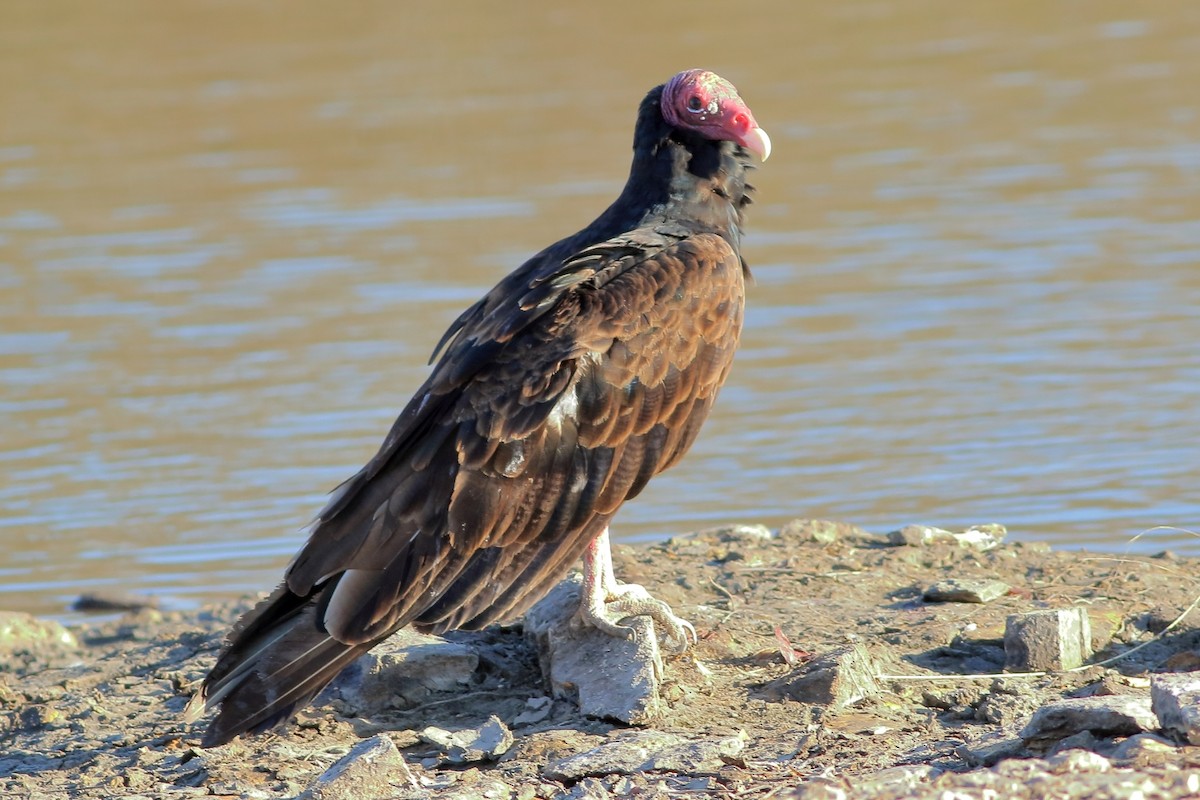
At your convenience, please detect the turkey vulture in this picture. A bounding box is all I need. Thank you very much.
[186,68,769,747]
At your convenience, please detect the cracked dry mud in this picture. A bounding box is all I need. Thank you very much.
[4,519,1200,799]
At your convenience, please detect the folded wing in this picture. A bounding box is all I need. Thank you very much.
[190,229,745,746]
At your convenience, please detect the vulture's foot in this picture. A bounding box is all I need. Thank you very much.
[581,581,697,654]
[576,526,696,654]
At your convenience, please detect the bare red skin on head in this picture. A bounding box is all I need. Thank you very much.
[660,69,767,158]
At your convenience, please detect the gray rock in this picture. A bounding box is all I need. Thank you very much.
[501,728,605,768]
[511,695,552,726]
[1046,748,1113,773]
[1151,673,1200,744]
[419,715,513,764]
[1004,608,1093,671]
[956,523,1007,549]
[645,734,745,772]
[559,777,611,800]
[976,685,1042,726]
[957,732,1027,767]
[297,734,415,800]
[543,731,744,780]
[709,523,775,541]
[332,629,478,714]
[1110,732,1178,763]
[1021,696,1157,745]
[887,524,953,546]
[762,643,880,709]
[886,523,1007,550]
[524,575,663,724]
[514,783,565,800]
[0,611,78,654]
[1108,734,1176,762]
[1049,730,1108,756]
[778,519,866,544]
[513,695,554,729]
[923,578,1011,604]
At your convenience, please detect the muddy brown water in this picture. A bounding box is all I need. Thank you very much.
[2,2,1198,619]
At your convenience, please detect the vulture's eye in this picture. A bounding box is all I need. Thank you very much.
[686,95,704,113]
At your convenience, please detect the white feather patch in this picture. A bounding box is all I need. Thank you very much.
[546,388,579,431]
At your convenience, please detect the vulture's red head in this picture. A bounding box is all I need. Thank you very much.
[660,69,771,162]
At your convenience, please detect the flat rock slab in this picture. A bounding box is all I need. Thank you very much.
[924,579,1011,604]
[419,715,513,764]
[1151,674,1200,744]
[1021,696,1158,745]
[297,734,415,800]
[543,732,744,781]
[524,574,663,724]
[1005,608,1093,671]
[331,629,478,714]
[761,643,880,709]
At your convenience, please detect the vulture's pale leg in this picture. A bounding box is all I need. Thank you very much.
[576,527,696,653]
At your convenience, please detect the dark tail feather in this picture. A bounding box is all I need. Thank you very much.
[186,584,372,748]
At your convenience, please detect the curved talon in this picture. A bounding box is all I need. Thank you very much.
[575,604,636,640]
[678,618,698,646]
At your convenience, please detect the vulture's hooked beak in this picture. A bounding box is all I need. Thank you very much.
[742,126,771,162]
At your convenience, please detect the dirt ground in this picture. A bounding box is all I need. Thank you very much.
[3,519,1200,799]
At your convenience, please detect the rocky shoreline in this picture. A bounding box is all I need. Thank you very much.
[3,520,1200,799]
